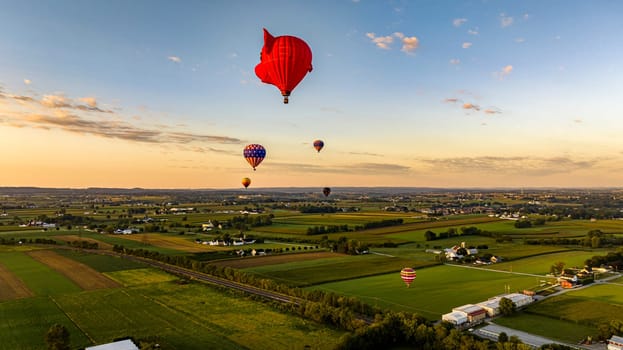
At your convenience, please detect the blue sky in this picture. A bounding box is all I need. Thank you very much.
[1,0,622,188]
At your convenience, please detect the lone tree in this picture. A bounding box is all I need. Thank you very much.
[499,297,516,316]
[45,324,70,350]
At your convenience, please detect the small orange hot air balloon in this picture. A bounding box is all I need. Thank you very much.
[242,177,251,189]
[400,267,417,288]
[313,140,324,153]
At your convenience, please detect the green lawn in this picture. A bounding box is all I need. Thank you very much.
[0,296,92,350]
[0,251,81,295]
[493,313,597,343]
[308,264,543,320]
[53,249,146,272]
[245,254,437,286]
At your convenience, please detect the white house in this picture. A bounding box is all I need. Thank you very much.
[452,304,487,323]
[442,311,468,326]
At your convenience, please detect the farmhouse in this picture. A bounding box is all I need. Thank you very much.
[451,304,487,323]
[503,293,533,308]
[608,335,623,350]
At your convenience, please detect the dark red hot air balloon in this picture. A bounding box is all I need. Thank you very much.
[255,28,313,104]
[322,187,331,197]
[313,139,324,153]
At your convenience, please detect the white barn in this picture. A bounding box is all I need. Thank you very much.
[442,311,468,326]
[608,335,623,350]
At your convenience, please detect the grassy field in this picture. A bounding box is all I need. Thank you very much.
[308,264,544,320]
[54,249,146,273]
[493,313,598,343]
[0,263,33,301]
[483,250,604,274]
[27,250,120,290]
[244,253,437,287]
[0,274,346,349]
[0,251,81,295]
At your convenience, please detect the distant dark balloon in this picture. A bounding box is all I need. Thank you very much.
[242,177,251,189]
[243,144,266,171]
[400,267,417,288]
[313,140,324,153]
[322,187,331,197]
[255,28,313,104]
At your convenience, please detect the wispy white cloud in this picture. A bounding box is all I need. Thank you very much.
[450,58,461,65]
[515,38,525,43]
[468,28,479,35]
[418,156,596,176]
[366,32,393,49]
[453,18,467,27]
[23,79,32,85]
[0,87,241,149]
[167,56,182,63]
[573,118,583,123]
[463,102,480,111]
[462,42,472,49]
[495,65,513,79]
[366,32,419,53]
[523,13,530,20]
[500,13,514,27]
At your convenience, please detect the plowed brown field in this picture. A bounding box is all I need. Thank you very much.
[0,263,33,301]
[27,250,120,290]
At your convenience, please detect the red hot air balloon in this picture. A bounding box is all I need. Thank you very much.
[255,28,313,104]
[322,187,331,197]
[400,267,417,288]
[243,144,266,171]
[313,139,324,153]
[242,177,251,189]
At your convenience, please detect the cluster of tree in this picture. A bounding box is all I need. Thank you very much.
[585,249,623,270]
[328,237,369,255]
[424,226,490,241]
[597,319,623,341]
[306,224,350,235]
[355,219,403,230]
[229,214,274,229]
[525,230,623,248]
[68,240,98,249]
[508,203,623,220]
[298,205,339,213]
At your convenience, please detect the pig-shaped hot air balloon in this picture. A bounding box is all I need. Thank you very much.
[255,28,313,104]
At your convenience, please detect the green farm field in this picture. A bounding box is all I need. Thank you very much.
[243,253,438,287]
[0,251,81,295]
[0,271,346,349]
[308,264,545,320]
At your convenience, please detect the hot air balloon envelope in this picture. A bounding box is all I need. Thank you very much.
[255,28,313,104]
[242,177,251,188]
[243,144,266,170]
[313,140,324,153]
[322,187,331,197]
[400,267,417,287]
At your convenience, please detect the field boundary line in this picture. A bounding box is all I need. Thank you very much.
[48,295,96,345]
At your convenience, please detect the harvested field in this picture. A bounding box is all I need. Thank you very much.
[208,251,342,269]
[54,235,114,250]
[115,233,226,253]
[27,250,120,290]
[0,263,33,301]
